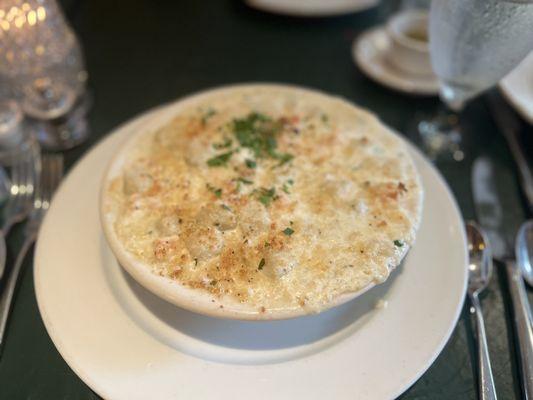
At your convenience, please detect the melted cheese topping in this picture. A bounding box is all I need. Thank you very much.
[103,86,423,312]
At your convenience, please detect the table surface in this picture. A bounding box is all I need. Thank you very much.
[0,1,532,399]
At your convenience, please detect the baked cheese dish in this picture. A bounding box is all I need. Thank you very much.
[102,85,423,314]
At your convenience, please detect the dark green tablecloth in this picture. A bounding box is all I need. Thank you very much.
[0,1,531,399]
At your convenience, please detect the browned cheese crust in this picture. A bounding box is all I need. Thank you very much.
[103,86,423,311]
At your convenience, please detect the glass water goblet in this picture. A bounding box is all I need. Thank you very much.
[0,0,89,150]
[418,0,533,161]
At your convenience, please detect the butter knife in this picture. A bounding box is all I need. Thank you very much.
[488,93,533,214]
[472,156,533,399]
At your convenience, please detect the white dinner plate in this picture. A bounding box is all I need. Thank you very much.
[245,0,379,17]
[35,96,467,400]
[353,27,439,96]
[500,51,533,125]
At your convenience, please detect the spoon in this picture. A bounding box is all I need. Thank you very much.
[516,219,533,287]
[512,219,533,398]
[466,221,497,400]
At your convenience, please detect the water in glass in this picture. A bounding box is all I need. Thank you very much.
[430,0,533,110]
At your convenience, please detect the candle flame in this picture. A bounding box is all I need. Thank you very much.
[27,10,36,25]
[36,6,45,21]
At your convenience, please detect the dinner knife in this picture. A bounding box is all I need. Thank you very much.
[487,93,533,214]
[472,156,533,400]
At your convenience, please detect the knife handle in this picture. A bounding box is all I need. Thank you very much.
[469,292,498,400]
[505,260,533,400]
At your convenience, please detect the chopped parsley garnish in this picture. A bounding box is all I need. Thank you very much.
[221,204,232,211]
[207,151,233,167]
[233,177,253,192]
[258,258,266,270]
[212,137,232,149]
[272,152,294,166]
[237,177,253,185]
[282,179,294,194]
[206,183,222,198]
[264,241,270,247]
[232,112,293,164]
[321,113,329,123]
[245,159,256,169]
[194,258,198,266]
[283,227,294,236]
[201,108,216,125]
[393,240,404,247]
[255,187,276,206]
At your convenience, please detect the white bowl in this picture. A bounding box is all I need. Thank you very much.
[100,84,409,321]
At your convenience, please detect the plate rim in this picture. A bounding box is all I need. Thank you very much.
[244,0,379,17]
[34,92,467,400]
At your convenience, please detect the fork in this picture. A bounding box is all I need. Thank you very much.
[0,154,63,355]
[1,158,36,235]
[0,159,36,279]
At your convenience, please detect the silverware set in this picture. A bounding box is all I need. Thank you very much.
[0,160,35,280]
[0,154,63,355]
[467,102,533,399]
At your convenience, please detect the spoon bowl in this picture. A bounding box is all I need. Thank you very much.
[516,219,533,287]
[466,221,493,295]
[465,221,497,399]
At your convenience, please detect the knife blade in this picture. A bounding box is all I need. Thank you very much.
[472,156,533,399]
[472,156,524,259]
[488,93,533,214]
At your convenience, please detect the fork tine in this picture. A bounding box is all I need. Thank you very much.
[50,156,64,201]
[33,159,43,209]
[10,162,21,195]
[42,159,51,207]
[22,157,33,198]
[40,155,63,205]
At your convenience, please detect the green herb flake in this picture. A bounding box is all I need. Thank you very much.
[393,240,404,247]
[283,227,294,236]
[321,113,329,123]
[207,151,233,167]
[231,112,293,163]
[194,258,198,266]
[287,179,294,185]
[221,204,232,211]
[264,241,270,247]
[273,152,294,166]
[245,159,257,169]
[206,183,222,198]
[210,280,217,286]
[258,258,266,270]
[256,187,276,206]
[237,177,253,185]
[201,108,216,125]
[212,137,232,150]
[282,183,290,194]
